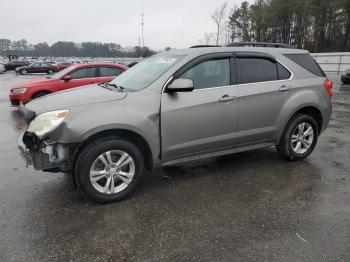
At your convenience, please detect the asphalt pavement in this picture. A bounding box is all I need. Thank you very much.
[0,71,349,262]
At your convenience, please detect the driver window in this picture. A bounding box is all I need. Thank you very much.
[70,67,96,79]
[180,58,230,89]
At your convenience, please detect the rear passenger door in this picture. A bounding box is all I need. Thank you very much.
[97,66,124,83]
[236,53,292,147]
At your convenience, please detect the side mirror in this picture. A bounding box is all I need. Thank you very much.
[166,78,194,93]
[62,75,71,81]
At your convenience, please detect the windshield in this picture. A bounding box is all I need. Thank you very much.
[109,54,184,92]
[47,65,76,79]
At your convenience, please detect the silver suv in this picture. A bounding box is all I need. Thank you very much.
[19,45,333,203]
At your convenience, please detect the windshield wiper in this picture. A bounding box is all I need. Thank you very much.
[106,83,125,92]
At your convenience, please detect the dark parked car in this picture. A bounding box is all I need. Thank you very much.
[341,69,350,84]
[15,62,58,75]
[4,60,30,71]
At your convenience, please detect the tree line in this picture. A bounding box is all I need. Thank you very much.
[206,0,350,52]
[0,39,156,58]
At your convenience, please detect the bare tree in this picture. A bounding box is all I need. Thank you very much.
[198,32,215,45]
[211,2,228,45]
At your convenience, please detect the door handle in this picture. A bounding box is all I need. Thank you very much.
[279,85,291,92]
[219,95,236,102]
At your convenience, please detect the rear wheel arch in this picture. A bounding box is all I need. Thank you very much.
[278,105,323,144]
[73,129,154,173]
[293,106,323,132]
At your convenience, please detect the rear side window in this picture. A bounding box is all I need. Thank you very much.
[238,58,277,84]
[285,54,325,77]
[277,62,291,79]
[99,66,123,77]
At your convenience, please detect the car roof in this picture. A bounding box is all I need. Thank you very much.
[72,62,128,70]
[167,46,309,57]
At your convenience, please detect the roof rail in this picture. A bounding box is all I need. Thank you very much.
[190,45,222,48]
[226,42,294,48]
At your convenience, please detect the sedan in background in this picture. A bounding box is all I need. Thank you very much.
[57,62,73,71]
[9,62,128,106]
[15,61,59,75]
[341,69,350,84]
[4,60,30,71]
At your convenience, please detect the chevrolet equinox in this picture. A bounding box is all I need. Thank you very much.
[18,45,333,203]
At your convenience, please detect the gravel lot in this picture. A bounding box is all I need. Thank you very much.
[0,71,349,262]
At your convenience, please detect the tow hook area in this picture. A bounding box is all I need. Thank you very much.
[22,131,72,171]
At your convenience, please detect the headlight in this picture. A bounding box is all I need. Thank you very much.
[11,87,27,94]
[27,110,69,138]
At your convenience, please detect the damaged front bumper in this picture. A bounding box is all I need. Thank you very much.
[18,131,74,172]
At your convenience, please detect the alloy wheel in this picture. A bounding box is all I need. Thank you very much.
[291,122,314,154]
[89,150,135,194]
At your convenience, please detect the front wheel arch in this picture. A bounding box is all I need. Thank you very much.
[31,91,51,100]
[73,129,154,175]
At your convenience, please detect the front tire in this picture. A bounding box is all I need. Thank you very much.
[20,69,27,75]
[276,113,319,161]
[75,137,145,203]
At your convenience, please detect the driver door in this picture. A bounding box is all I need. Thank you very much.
[161,54,238,160]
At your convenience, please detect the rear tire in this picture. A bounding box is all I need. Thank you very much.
[276,113,319,161]
[75,137,145,203]
[32,91,50,99]
[47,69,54,74]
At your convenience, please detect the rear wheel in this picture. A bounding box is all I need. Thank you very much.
[276,113,319,161]
[75,137,145,203]
[47,69,54,74]
[20,69,27,75]
[32,91,50,99]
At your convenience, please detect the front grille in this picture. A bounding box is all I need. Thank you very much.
[10,99,20,106]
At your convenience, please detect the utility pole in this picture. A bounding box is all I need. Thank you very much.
[141,10,145,58]
[138,38,141,58]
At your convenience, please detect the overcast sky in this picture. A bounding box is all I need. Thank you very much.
[0,0,253,50]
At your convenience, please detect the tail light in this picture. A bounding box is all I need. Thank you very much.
[324,79,333,96]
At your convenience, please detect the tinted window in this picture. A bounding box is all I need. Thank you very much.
[180,59,230,89]
[99,67,123,77]
[277,62,291,79]
[238,58,277,84]
[285,54,325,77]
[70,67,96,79]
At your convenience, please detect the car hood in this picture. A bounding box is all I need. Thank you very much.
[13,77,57,88]
[25,84,127,115]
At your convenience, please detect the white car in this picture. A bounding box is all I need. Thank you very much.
[0,63,6,73]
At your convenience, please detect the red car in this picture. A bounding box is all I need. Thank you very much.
[9,63,128,106]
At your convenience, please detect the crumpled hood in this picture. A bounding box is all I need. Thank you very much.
[25,84,127,115]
